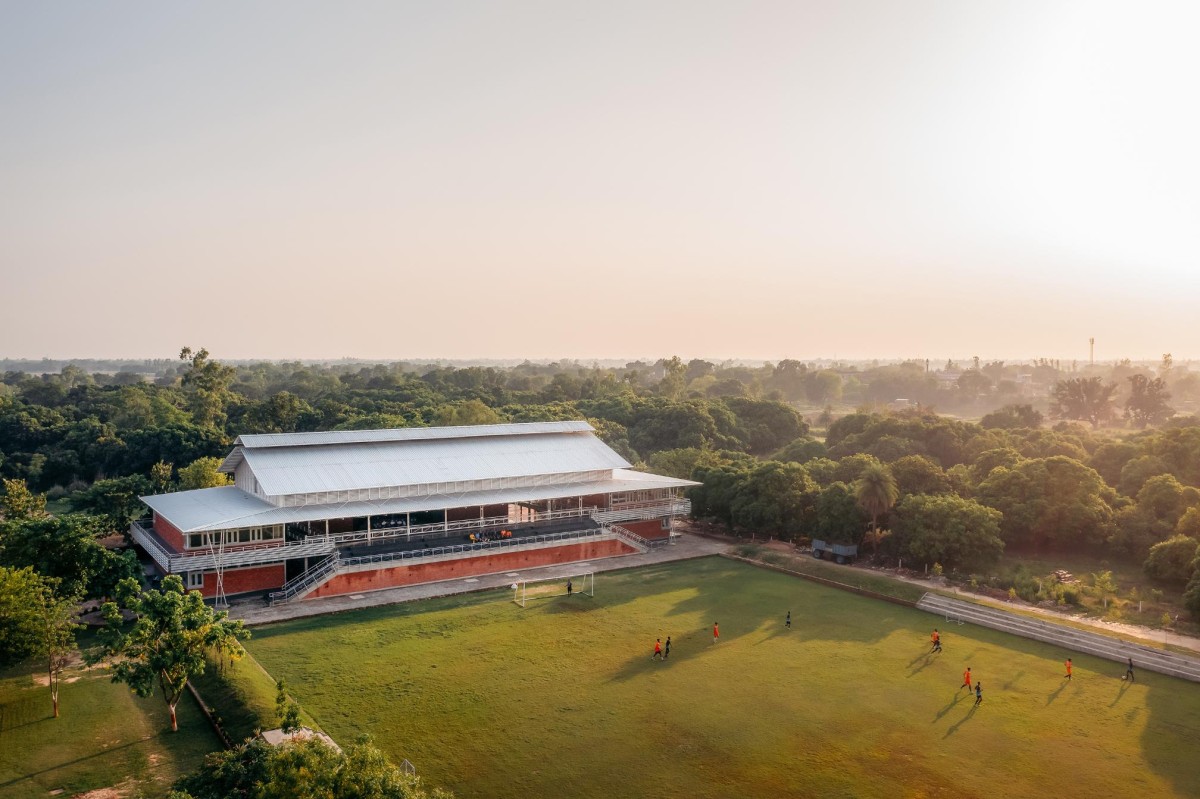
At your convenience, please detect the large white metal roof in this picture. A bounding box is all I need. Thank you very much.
[230,421,594,451]
[142,470,698,533]
[238,430,630,497]
[217,422,627,496]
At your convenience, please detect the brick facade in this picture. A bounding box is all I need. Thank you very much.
[189,564,286,598]
[622,519,671,540]
[153,513,185,551]
[307,539,633,599]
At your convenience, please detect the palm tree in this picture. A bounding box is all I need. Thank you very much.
[854,464,899,554]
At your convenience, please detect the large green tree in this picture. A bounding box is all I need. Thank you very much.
[854,463,898,553]
[976,456,1114,551]
[1051,377,1118,429]
[170,736,452,799]
[0,565,45,668]
[97,575,248,731]
[889,494,1004,572]
[1125,374,1174,428]
[1143,535,1199,586]
[0,513,140,599]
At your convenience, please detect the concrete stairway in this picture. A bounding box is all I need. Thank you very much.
[916,592,1200,683]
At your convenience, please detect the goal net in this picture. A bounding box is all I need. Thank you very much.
[512,572,594,607]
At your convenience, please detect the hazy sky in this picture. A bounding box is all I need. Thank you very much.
[2,1,1198,362]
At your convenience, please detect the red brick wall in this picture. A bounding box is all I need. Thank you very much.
[308,539,633,599]
[153,513,185,551]
[623,519,671,540]
[191,564,285,598]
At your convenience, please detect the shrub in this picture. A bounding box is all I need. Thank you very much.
[1056,584,1082,606]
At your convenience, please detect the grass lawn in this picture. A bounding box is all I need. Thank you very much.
[0,661,221,798]
[247,556,1200,799]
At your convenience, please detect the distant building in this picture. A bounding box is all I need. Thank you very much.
[130,422,695,604]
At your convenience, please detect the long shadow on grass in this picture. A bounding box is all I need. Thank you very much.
[932,690,966,722]
[1046,679,1067,705]
[943,704,978,737]
[0,736,151,789]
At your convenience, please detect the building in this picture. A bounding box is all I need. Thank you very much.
[130,421,696,604]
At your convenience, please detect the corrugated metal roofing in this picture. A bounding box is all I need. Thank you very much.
[235,421,593,449]
[239,431,630,497]
[141,486,276,533]
[143,469,698,532]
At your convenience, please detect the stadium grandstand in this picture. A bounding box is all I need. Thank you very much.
[129,421,696,605]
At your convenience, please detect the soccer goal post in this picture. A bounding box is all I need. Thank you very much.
[512,572,594,607]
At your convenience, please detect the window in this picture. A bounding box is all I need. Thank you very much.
[187,572,204,589]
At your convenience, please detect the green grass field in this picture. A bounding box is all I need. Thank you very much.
[247,557,1200,799]
[0,661,221,798]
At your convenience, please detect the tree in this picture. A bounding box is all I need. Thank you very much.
[151,460,175,493]
[814,482,869,545]
[35,582,81,718]
[1143,535,1199,586]
[431,399,504,427]
[980,404,1043,430]
[888,494,1004,571]
[854,463,898,553]
[1051,377,1118,429]
[70,474,153,526]
[0,513,140,599]
[97,575,248,731]
[1125,374,1174,428]
[976,456,1113,551]
[0,566,44,668]
[170,736,453,799]
[179,347,237,429]
[889,455,952,497]
[1091,570,1117,608]
[1,477,47,519]
[177,457,232,491]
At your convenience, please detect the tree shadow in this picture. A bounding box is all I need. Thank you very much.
[1001,670,1025,691]
[943,704,978,738]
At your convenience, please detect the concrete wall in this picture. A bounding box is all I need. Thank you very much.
[307,539,633,599]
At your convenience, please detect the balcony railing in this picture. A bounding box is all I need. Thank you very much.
[130,498,690,575]
[268,526,611,604]
[130,520,336,573]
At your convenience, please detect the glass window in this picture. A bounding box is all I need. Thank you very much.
[187,572,204,589]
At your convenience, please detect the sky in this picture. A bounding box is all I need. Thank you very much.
[2,1,1198,363]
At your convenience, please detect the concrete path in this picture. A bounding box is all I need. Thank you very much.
[229,533,733,626]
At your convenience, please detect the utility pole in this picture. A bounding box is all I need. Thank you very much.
[1089,337,1094,367]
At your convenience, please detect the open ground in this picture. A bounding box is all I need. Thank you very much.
[246,556,1200,799]
[0,660,220,799]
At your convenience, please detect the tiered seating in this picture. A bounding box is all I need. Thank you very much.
[916,592,1200,683]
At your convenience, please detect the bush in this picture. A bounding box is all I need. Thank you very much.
[1056,584,1082,606]
[1144,535,1200,586]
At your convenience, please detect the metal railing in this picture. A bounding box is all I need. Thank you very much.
[314,505,605,547]
[129,521,174,572]
[130,498,689,575]
[593,499,690,524]
[131,520,336,573]
[608,524,650,553]
[339,527,606,569]
[269,551,341,605]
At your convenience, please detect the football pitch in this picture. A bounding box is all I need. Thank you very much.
[246,556,1200,799]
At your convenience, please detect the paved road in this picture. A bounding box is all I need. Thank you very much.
[229,533,733,626]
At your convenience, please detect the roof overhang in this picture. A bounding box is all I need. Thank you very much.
[142,469,698,533]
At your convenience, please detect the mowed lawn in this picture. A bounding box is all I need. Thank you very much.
[0,663,221,798]
[247,557,1200,799]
